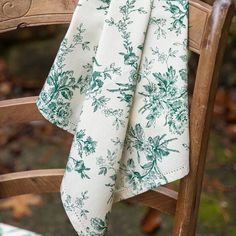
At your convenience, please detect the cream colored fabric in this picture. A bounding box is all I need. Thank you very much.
[37,0,189,235]
[0,223,41,236]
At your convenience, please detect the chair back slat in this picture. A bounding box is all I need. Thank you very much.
[0,97,44,125]
[128,186,178,215]
[189,0,212,53]
[0,0,76,33]
[0,0,210,55]
[0,169,64,198]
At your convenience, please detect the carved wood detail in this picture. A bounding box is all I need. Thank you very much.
[0,0,32,19]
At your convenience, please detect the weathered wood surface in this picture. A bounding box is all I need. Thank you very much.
[0,0,210,54]
[0,0,77,32]
[0,97,44,125]
[173,0,235,235]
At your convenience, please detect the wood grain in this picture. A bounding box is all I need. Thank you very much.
[0,0,77,32]
[0,96,44,125]
[173,0,235,235]
[0,169,64,198]
[0,0,211,54]
[128,186,178,215]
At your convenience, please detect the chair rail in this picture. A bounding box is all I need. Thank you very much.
[0,169,64,198]
[0,96,44,125]
[0,0,212,55]
[127,186,178,215]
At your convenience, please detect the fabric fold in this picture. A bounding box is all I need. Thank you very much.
[36,0,189,235]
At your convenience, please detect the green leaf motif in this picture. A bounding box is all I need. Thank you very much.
[163,0,188,35]
[138,65,188,134]
[67,157,91,179]
[90,218,107,232]
[75,129,97,157]
[121,124,180,190]
[97,0,111,14]
[62,191,90,220]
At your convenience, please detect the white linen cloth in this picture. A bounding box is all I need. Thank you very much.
[0,223,41,236]
[37,0,189,235]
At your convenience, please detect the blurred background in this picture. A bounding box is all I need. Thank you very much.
[1,0,236,235]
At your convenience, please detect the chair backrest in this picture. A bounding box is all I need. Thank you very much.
[0,0,234,235]
[0,0,76,32]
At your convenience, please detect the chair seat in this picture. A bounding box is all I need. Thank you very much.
[0,223,42,236]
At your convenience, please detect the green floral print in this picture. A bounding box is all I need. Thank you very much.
[0,223,42,236]
[36,0,189,235]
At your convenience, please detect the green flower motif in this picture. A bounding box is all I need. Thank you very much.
[123,52,139,65]
[150,17,167,40]
[36,23,92,130]
[105,0,148,113]
[130,69,141,82]
[74,160,91,179]
[85,212,110,235]
[138,63,188,134]
[127,171,142,183]
[92,96,110,112]
[66,157,91,179]
[97,149,118,203]
[179,68,188,81]
[62,191,89,220]
[75,129,97,157]
[164,0,188,35]
[96,156,106,166]
[108,82,136,106]
[38,91,48,103]
[90,218,107,232]
[76,129,86,140]
[147,135,176,162]
[46,101,72,127]
[123,124,180,189]
[127,124,145,152]
[167,100,188,135]
[97,0,111,13]
[84,137,97,156]
[57,105,71,119]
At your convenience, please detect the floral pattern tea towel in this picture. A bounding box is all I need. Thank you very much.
[36,0,189,235]
[0,223,42,236]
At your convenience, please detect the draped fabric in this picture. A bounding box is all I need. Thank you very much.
[37,0,189,235]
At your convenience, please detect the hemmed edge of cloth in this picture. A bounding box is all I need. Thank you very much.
[36,98,77,135]
[59,165,189,234]
[60,192,91,235]
[113,164,189,202]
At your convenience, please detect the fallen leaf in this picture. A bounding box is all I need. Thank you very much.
[0,194,43,219]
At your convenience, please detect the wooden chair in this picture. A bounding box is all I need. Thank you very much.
[0,0,234,235]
